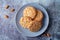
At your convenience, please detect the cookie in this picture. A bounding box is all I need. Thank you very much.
[23,6,36,19]
[19,16,32,29]
[34,10,43,21]
[28,21,42,32]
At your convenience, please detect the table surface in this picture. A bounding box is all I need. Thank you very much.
[0,0,60,40]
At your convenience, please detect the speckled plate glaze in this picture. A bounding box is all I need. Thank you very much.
[16,3,49,37]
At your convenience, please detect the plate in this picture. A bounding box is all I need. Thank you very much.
[16,3,49,37]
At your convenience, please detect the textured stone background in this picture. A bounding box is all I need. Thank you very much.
[0,0,60,40]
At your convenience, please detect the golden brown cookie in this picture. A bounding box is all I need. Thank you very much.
[23,6,37,19]
[28,21,42,32]
[19,16,32,29]
[34,10,43,21]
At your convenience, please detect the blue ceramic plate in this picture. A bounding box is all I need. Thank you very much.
[16,3,49,37]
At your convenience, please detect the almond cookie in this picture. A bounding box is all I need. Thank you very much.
[28,21,42,32]
[34,10,43,21]
[19,16,32,29]
[23,6,36,19]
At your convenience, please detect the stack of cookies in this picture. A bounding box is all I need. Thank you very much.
[19,6,43,32]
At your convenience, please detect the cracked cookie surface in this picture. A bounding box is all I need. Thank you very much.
[34,10,43,21]
[19,16,32,29]
[23,6,37,19]
[28,21,42,32]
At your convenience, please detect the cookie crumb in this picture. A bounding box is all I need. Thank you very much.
[11,8,15,12]
[5,5,9,9]
[4,15,9,19]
